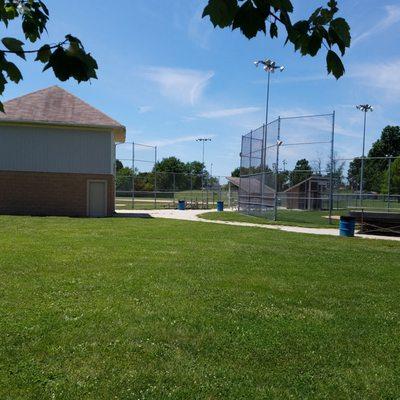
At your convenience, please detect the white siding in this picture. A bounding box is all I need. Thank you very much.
[0,125,113,174]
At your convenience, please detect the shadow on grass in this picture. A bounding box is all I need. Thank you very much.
[113,212,154,219]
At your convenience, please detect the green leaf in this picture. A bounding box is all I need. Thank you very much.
[278,0,294,13]
[328,27,345,55]
[202,0,238,28]
[0,70,7,94]
[232,0,266,39]
[0,101,4,113]
[330,17,351,47]
[35,44,51,63]
[270,22,278,38]
[309,7,322,22]
[43,43,98,83]
[1,37,25,59]
[21,5,49,43]
[3,61,23,83]
[308,31,322,56]
[326,49,344,79]
[38,1,49,16]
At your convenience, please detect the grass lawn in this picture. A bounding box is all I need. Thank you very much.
[199,210,345,228]
[0,216,399,399]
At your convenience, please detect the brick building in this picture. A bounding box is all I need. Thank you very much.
[0,86,126,217]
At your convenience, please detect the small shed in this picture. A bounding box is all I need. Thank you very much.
[0,86,126,217]
[284,175,329,210]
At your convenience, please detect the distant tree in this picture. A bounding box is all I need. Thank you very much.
[186,161,205,176]
[348,126,400,192]
[277,170,290,191]
[115,159,123,172]
[0,1,97,111]
[231,167,240,177]
[202,0,351,79]
[347,158,361,191]
[312,157,323,175]
[369,126,400,158]
[289,159,312,186]
[381,157,400,195]
[154,157,186,174]
[115,166,133,194]
[153,157,211,191]
[326,159,345,188]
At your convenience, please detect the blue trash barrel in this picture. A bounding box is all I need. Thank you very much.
[217,201,224,212]
[339,216,356,237]
[178,200,186,210]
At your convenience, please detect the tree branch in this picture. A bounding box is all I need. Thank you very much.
[0,39,68,54]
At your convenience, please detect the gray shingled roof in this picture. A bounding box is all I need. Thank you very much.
[0,86,126,140]
[226,176,275,194]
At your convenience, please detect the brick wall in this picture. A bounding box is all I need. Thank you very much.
[0,170,115,217]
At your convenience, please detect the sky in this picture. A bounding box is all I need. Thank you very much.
[3,0,400,176]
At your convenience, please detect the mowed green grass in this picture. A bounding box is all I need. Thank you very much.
[199,210,344,228]
[0,216,399,399]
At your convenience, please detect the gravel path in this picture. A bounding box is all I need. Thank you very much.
[116,209,400,242]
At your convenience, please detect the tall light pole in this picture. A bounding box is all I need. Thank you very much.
[356,104,373,206]
[196,138,212,191]
[254,59,284,214]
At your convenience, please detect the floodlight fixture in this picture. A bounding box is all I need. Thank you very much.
[254,58,285,74]
[254,58,285,131]
[356,104,373,112]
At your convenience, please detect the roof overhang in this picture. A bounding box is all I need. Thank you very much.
[0,119,126,143]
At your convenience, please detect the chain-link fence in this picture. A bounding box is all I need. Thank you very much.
[239,113,336,222]
[331,156,400,212]
[115,142,238,210]
[239,113,400,230]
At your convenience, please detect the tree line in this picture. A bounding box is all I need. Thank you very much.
[347,126,400,193]
[235,158,342,191]
[116,157,217,193]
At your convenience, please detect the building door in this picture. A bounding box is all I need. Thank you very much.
[87,180,107,217]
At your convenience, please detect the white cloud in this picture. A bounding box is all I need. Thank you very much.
[140,67,214,105]
[146,134,215,148]
[352,59,400,98]
[353,5,400,46]
[198,107,261,119]
[138,106,152,114]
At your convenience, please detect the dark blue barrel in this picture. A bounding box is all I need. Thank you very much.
[339,216,356,237]
[217,201,224,212]
[178,200,186,210]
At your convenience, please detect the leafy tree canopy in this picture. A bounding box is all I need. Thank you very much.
[154,157,187,174]
[154,157,208,176]
[368,126,400,159]
[116,159,124,172]
[289,158,312,186]
[0,0,97,111]
[186,161,205,175]
[381,157,400,195]
[202,0,351,79]
[348,126,400,192]
[231,167,240,177]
